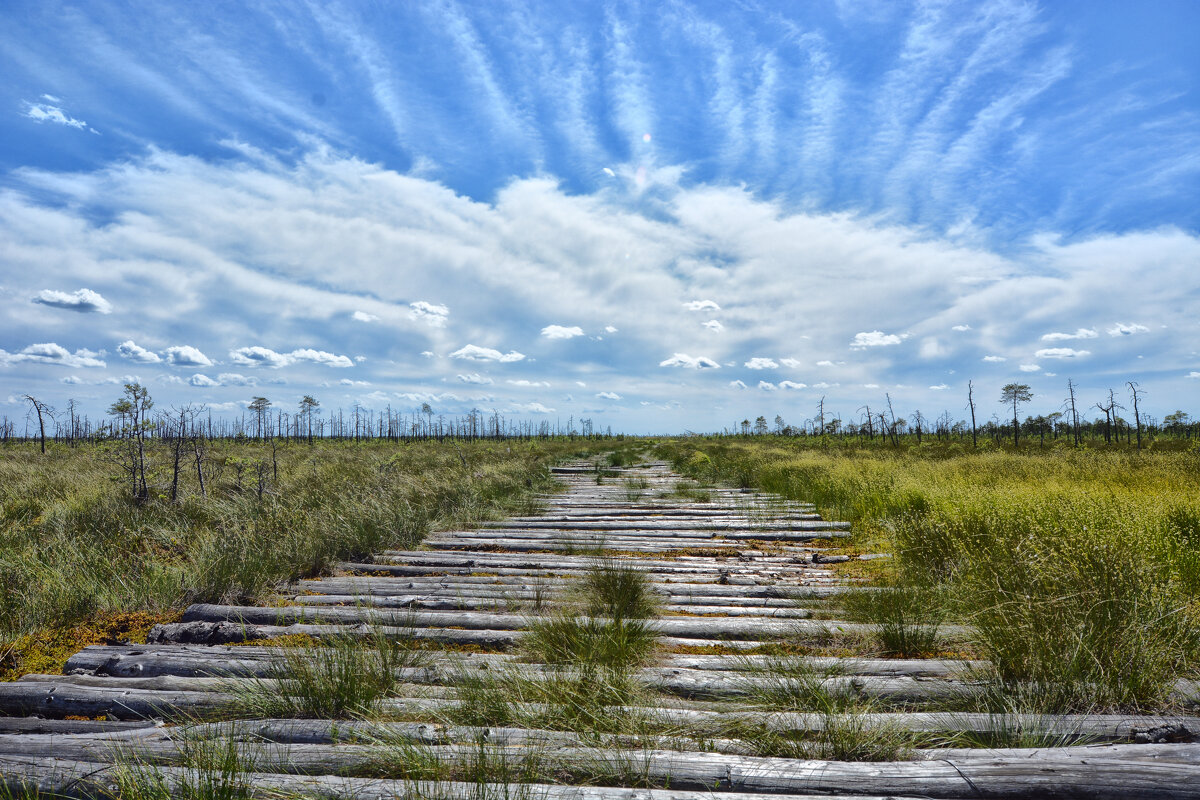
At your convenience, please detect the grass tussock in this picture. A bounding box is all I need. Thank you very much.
[226,626,425,719]
[660,438,1200,712]
[1,438,571,661]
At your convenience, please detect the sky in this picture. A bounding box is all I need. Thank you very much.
[1,0,1198,434]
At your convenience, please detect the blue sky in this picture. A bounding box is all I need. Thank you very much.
[1,0,1198,433]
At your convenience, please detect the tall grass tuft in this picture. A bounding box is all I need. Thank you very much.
[842,582,946,658]
[577,557,660,622]
[227,626,424,719]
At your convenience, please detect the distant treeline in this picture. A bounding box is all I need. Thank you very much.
[2,385,615,448]
[726,380,1196,448]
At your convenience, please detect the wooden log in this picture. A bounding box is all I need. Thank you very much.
[0,755,935,800]
[177,602,880,640]
[0,719,157,736]
[5,742,1200,799]
[0,681,234,719]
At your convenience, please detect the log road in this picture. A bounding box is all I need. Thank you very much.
[1,460,1197,798]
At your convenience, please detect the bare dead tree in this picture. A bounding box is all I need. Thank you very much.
[967,380,978,448]
[1127,381,1145,450]
[1066,379,1081,446]
[23,395,52,455]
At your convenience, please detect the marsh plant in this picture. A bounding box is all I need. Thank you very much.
[228,626,424,719]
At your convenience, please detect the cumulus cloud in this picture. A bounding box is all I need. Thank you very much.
[596,391,621,400]
[188,374,219,387]
[604,326,618,333]
[291,348,355,368]
[1107,322,1149,336]
[218,373,257,386]
[951,324,971,331]
[982,355,1007,362]
[744,357,778,370]
[507,379,550,387]
[1041,328,1097,341]
[683,300,721,312]
[660,353,720,369]
[850,331,902,349]
[449,345,526,363]
[511,401,554,414]
[409,300,449,327]
[780,358,802,368]
[1019,364,1041,372]
[729,380,747,389]
[930,383,948,390]
[32,288,112,314]
[541,325,584,339]
[420,351,435,359]
[779,381,807,389]
[457,373,493,385]
[703,320,724,332]
[166,346,214,367]
[352,310,378,322]
[229,346,352,368]
[0,343,105,368]
[1189,372,1200,379]
[1035,347,1091,359]
[117,340,161,364]
[60,375,83,384]
[816,360,836,367]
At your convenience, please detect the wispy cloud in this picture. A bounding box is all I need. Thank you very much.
[850,331,902,349]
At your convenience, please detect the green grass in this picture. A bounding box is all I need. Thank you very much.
[0,438,572,650]
[225,626,425,719]
[659,437,1200,712]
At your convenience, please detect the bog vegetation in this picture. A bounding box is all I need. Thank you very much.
[658,432,1200,712]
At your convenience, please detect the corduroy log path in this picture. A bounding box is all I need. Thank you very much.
[1,460,1198,798]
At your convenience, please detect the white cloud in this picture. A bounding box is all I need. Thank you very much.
[507,379,550,387]
[982,355,1007,362]
[812,382,840,389]
[744,357,778,369]
[338,379,371,387]
[780,358,802,368]
[863,383,880,389]
[457,373,493,385]
[660,353,720,369]
[166,346,214,367]
[850,331,902,348]
[511,401,554,414]
[32,288,112,314]
[541,325,584,339]
[60,375,83,385]
[290,348,354,368]
[575,381,586,387]
[1035,347,1091,359]
[952,324,971,331]
[1041,328,1098,341]
[0,343,105,368]
[596,391,621,400]
[683,300,721,312]
[409,300,449,327]
[1019,363,1041,372]
[449,344,526,363]
[117,340,161,364]
[703,320,724,332]
[778,381,807,390]
[218,373,257,386]
[189,373,219,387]
[352,310,378,322]
[420,351,435,358]
[930,384,948,390]
[1107,322,1149,336]
[757,381,777,391]
[816,360,835,367]
[729,380,748,389]
[21,101,89,130]
[229,346,352,368]
[604,326,618,333]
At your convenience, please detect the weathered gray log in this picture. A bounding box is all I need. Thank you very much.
[177,602,879,640]
[0,681,234,719]
[289,594,819,618]
[5,743,1200,799]
[0,756,933,800]
[0,718,157,736]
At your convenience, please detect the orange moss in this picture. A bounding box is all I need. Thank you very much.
[0,610,182,681]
